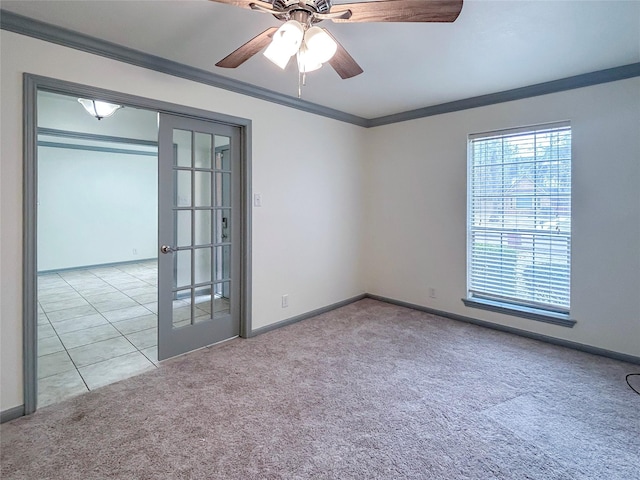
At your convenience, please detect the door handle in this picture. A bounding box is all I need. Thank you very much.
[160,245,175,254]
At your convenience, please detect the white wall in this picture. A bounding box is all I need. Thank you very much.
[37,147,158,271]
[0,31,367,411]
[363,77,640,358]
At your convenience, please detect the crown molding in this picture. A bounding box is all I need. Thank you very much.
[2,10,639,128]
[368,63,640,127]
[0,10,367,127]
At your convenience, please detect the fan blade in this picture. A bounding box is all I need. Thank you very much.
[208,0,273,11]
[330,0,463,23]
[325,30,363,79]
[216,27,278,68]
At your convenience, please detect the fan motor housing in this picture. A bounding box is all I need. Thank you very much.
[272,0,331,14]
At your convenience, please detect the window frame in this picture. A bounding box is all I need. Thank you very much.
[463,121,575,328]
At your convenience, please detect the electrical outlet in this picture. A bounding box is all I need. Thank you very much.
[429,287,437,299]
[132,248,138,255]
[254,193,262,207]
[282,294,288,308]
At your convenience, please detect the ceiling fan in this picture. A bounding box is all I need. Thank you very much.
[211,0,463,86]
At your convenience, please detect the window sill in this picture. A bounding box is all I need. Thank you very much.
[462,297,576,328]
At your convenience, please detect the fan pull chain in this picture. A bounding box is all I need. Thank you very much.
[298,69,308,98]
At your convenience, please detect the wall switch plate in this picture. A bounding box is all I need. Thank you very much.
[254,193,262,207]
[282,294,288,308]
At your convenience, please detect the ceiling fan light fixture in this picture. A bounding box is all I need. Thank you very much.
[77,98,123,120]
[213,0,465,83]
[263,20,304,69]
[303,26,337,65]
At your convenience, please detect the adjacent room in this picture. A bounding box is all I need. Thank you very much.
[36,91,160,406]
[1,0,638,478]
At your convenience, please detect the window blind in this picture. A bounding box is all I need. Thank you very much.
[468,122,571,313]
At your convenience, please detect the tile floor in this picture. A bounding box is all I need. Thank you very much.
[37,260,160,407]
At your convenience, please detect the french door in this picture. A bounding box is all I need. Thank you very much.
[157,113,241,360]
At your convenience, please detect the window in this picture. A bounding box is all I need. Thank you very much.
[465,122,573,325]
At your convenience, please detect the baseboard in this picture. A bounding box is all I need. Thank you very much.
[366,294,640,365]
[250,294,367,337]
[1,405,25,423]
[248,292,639,364]
[38,257,157,274]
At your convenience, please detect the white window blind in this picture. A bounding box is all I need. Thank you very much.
[468,122,571,314]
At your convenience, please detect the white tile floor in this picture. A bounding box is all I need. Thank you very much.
[37,260,160,407]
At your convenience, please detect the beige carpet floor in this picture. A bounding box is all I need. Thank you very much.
[2,299,639,479]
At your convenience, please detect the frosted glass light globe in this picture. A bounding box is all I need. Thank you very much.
[263,20,304,69]
[303,27,337,65]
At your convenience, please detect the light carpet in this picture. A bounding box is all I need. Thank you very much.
[2,299,638,479]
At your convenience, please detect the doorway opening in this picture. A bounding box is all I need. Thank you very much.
[36,90,160,407]
[24,75,252,415]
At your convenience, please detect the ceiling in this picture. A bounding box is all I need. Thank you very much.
[2,0,639,119]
